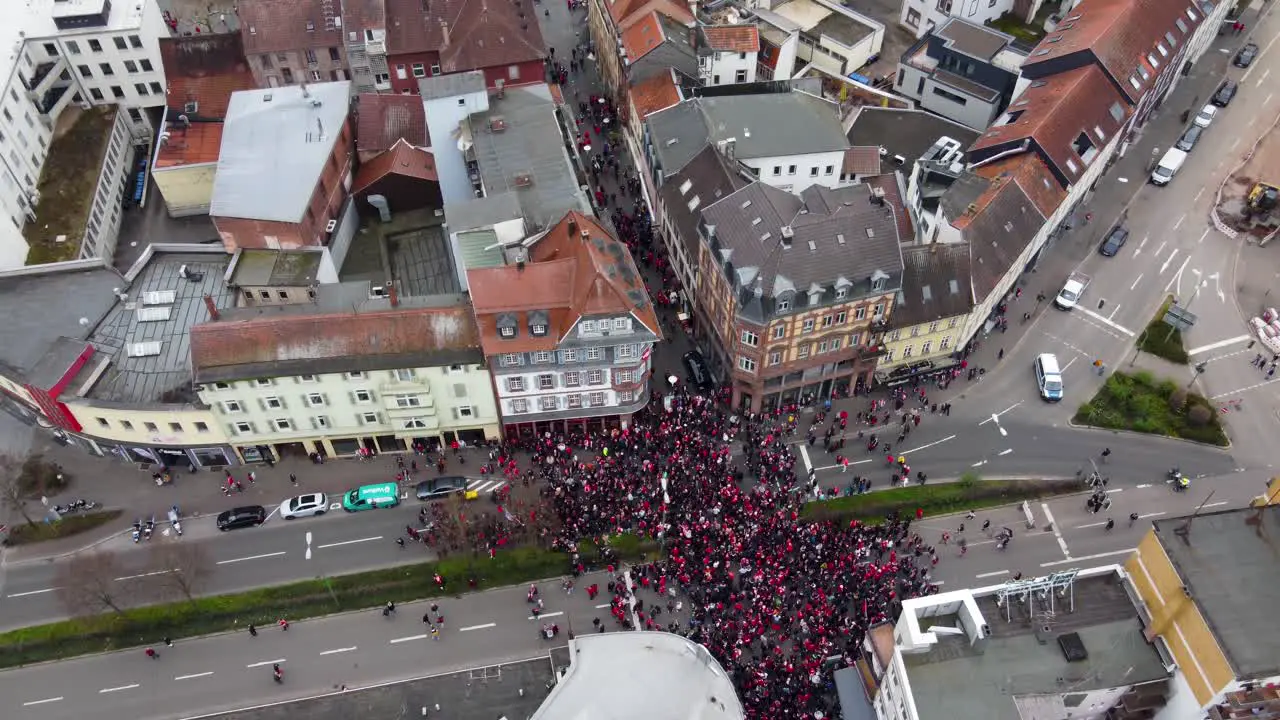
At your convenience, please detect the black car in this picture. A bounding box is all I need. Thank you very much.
[415,476,469,501]
[1175,125,1203,152]
[682,350,714,391]
[216,505,267,531]
[1212,80,1238,107]
[1235,43,1259,67]
[1098,227,1130,257]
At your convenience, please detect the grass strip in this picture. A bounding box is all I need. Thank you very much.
[4,510,123,546]
[800,477,1082,523]
[1135,297,1189,364]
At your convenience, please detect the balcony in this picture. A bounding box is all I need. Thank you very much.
[857,343,888,360]
[39,85,71,117]
[366,38,386,56]
[611,369,652,392]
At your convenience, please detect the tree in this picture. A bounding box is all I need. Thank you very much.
[0,452,38,528]
[149,543,212,602]
[54,551,130,616]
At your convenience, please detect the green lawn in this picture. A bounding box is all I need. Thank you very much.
[800,476,1081,524]
[987,12,1046,45]
[1074,371,1228,446]
[4,510,122,545]
[1135,297,1189,364]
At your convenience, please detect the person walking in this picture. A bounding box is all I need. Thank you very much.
[248,624,258,637]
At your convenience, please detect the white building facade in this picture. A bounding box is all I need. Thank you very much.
[746,149,848,193]
[700,50,758,86]
[899,0,1017,40]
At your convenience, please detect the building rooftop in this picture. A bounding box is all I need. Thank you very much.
[646,99,711,173]
[658,143,748,267]
[700,24,761,53]
[418,70,488,101]
[351,138,438,195]
[603,0,694,30]
[155,122,226,169]
[159,34,257,120]
[943,173,1046,300]
[846,107,979,175]
[893,243,973,326]
[22,0,149,38]
[810,8,876,49]
[904,571,1168,720]
[228,249,325,287]
[700,91,847,159]
[629,70,683,122]
[238,0,346,54]
[0,261,122,387]
[190,300,482,383]
[71,249,233,406]
[355,93,428,156]
[466,83,589,231]
[384,0,547,66]
[531,632,744,720]
[24,107,119,265]
[935,17,1013,61]
[1153,506,1280,680]
[210,81,352,223]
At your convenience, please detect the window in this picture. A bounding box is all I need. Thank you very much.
[802,319,815,334]
[921,340,932,354]
[539,396,559,411]
[903,345,914,358]
[849,333,860,347]
[738,356,757,373]
[616,345,635,359]
[194,421,209,433]
[508,64,521,79]
[588,392,607,407]
[499,326,516,338]
[431,64,441,74]
[511,398,529,413]
[395,64,407,79]
[234,421,253,434]
[771,325,786,340]
[818,340,828,353]
[787,164,797,175]
[910,326,920,337]
[111,86,124,99]
[144,422,159,432]
[931,87,968,105]
[580,320,596,332]
[735,69,747,83]
[797,344,810,359]
[873,303,885,317]
[96,417,109,428]
[532,350,552,363]
[412,62,426,77]
[304,49,318,65]
[453,383,467,397]
[740,330,759,346]
[135,83,148,95]
[773,166,781,176]
[361,412,379,424]
[500,353,522,366]
[821,315,833,328]
[587,369,604,385]
[507,377,526,392]
[836,311,847,324]
[537,374,555,390]
[169,422,183,432]
[313,416,330,429]
[830,337,842,351]
[78,64,92,77]
[346,371,366,379]
[88,39,102,52]
[113,36,127,50]
[585,347,602,361]
[619,390,635,403]
[949,317,959,328]
[267,418,290,432]
[809,166,819,177]
[328,46,341,61]
[264,396,284,409]
[616,370,633,383]
[1175,18,1188,33]
[562,348,578,362]
[768,351,782,366]
[392,394,422,408]
[306,393,326,407]
[394,369,416,382]
[776,297,791,313]
[612,317,628,331]
[67,40,80,54]
[835,287,848,300]
[566,394,582,408]
[531,323,547,335]
[254,378,273,387]
[456,406,474,418]
[354,389,373,403]
[565,371,581,387]
[940,336,951,350]
[140,59,153,72]
[90,87,103,101]
[222,400,243,413]
[129,34,143,49]
[126,59,140,73]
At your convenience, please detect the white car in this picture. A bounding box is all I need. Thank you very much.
[279,493,329,520]
[1193,104,1218,128]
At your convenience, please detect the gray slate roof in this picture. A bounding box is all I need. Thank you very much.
[846,107,979,175]
[935,17,1012,61]
[417,70,487,101]
[658,143,748,267]
[893,244,974,326]
[700,91,846,159]
[701,182,903,321]
[647,100,710,174]
[211,81,352,223]
[955,177,1044,299]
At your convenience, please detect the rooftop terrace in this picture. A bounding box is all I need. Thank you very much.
[24,107,119,265]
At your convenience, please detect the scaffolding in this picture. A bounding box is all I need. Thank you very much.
[993,570,1079,623]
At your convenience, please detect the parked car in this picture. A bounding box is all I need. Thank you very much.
[1098,226,1130,257]
[1175,125,1203,152]
[415,476,470,501]
[217,505,267,531]
[1211,80,1238,107]
[682,350,714,391]
[1193,104,1218,128]
[1235,43,1259,67]
[279,493,328,520]
[342,483,401,512]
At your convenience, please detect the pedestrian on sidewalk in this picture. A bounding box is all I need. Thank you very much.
[290,473,298,486]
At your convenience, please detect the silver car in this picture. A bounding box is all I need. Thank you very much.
[279,493,329,520]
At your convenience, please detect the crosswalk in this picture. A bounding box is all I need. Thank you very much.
[466,478,508,494]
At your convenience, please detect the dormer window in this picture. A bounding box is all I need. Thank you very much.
[835,287,848,300]
[531,324,547,336]
[499,326,516,338]
[528,310,550,337]
[808,290,821,306]
[870,272,889,293]
[776,296,791,313]
[496,312,519,339]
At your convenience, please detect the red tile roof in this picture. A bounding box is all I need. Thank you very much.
[385,0,547,70]
[842,146,881,176]
[341,0,386,35]
[357,93,428,155]
[970,65,1130,188]
[607,0,694,31]
[352,138,438,194]
[972,154,1065,219]
[159,34,256,118]
[620,11,668,62]
[239,0,347,54]
[700,25,760,53]
[155,122,225,168]
[629,71,682,120]
[467,211,661,355]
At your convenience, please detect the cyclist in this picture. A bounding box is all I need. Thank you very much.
[272,664,283,683]
[1129,512,1140,527]
[1101,447,1112,462]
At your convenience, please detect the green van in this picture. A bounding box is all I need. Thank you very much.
[342,482,401,512]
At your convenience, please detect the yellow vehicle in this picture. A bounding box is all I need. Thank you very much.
[1244,182,1280,228]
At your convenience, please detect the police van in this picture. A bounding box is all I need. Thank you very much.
[1034,353,1064,401]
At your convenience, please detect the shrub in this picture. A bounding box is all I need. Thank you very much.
[1168,389,1188,412]
[4,510,122,545]
[1186,404,1212,427]
[799,478,1080,525]
[1074,371,1227,446]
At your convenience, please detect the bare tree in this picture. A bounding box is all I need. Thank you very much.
[0,452,38,528]
[54,551,130,616]
[148,543,213,602]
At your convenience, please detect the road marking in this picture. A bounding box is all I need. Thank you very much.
[594,603,611,609]
[1230,137,1241,151]
[799,445,814,476]
[978,402,1023,425]
[1063,356,1078,371]
[1138,512,1165,519]
[1211,378,1279,400]
[1258,68,1272,87]
[317,536,383,550]
[1136,484,1152,489]
[997,449,1013,456]
[459,623,497,632]
[1075,306,1135,337]
[389,635,427,644]
[1203,501,1229,508]
[1042,503,1070,557]
[1194,187,1204,202]
[1108,488,1124,493]
[972,460,987,467]
[246,659,287,667]
[175,672,214,680]
[216,552,286,565]
[1267,93,1275,105]
[1172,213,1185,230]
[114,568,178,582]
[815,458,872,471]
[1040,548,1136,567]
[99,684,140,694]
[6,587,57,598]
[22,697,63,706]
[1077,521,1108,529]
[975,570,1009,579]
[1129,273,1143,290]
[1188,335,1251,356]
[1160,248,1179,274]
[1198,227,1210,246]
[320,647,357,656]
[528,611,565,620]
[901,434,957,455]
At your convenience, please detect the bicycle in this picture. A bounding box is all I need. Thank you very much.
[1129,512,1139,527]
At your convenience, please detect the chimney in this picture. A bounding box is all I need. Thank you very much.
[689,16,699,55]
[567,216,578,238]
[440,19,450,46]
[203,295,220,321]
[387,280,399,307]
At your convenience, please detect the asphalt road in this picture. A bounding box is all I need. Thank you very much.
[3,574,621,720]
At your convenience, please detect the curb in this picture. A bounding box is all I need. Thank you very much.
[1064,417,1233,450]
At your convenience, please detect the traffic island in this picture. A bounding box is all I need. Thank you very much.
[799,475,1082,524]
[1133,297,1189,364]
[1074,371,1228,446]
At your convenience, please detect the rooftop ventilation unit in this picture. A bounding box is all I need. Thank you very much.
[513,172,533,188]
[489,116,507,132]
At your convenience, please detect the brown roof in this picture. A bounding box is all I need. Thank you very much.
[863,173,914,243]
[385,0,547,69]
[970,65,1129,188]
[621,11,669,62]
[973,154,1064,219]
[629,71,682,120]
[700,25,760,53]
[155,122,225,168]
[353,138,438,194]
[467,211,661,355]
[159,34,256,118]
[239,0,347,54]
[842,146,881,176]
[607,0,694,31]
[357,93,428,154]
[190,305,482,382]
[341,0,386,35]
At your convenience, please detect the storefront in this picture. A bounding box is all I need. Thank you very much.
[95,441,238,469]
[233,425,500,463]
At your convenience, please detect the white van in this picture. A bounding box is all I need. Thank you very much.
[1035,353,1063,402]
[1150,148,1187,186]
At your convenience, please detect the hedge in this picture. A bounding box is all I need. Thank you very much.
[800,477,1082,524]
